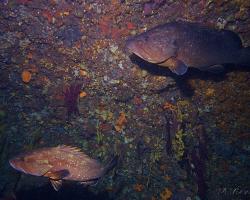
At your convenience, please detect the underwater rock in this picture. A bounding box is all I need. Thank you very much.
[214,142,234,159]
[143,0,166,16]
[0,32,17,49]
[56,25,82,47]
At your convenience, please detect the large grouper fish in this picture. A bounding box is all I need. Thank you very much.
[126,21,250,75]
[9,145,118,191]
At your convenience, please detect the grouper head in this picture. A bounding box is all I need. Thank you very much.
[126,27,177,64]
[9,150,52,176]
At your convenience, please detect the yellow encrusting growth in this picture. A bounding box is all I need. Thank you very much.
[21,70,32,83]
[160,188,172,200]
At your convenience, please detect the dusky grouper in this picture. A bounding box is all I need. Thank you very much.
[9,145,118,191]
[126,21,250,75]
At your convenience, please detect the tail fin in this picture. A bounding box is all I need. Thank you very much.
[79,155,119,186]
[237,47,250,66]
[103,155,118,175]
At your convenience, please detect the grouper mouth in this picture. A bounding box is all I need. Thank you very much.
[9,159,28,174]
[126,40,165,64]
[126,44,157,63]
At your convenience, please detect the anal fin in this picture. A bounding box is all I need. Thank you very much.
[206,64,225,73]
[80,180,99,186]
[50,179,62,191]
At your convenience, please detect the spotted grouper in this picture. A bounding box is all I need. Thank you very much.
[126,21,250,75]
[9,145,118,191]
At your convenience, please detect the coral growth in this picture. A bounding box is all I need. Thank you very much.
[115,111,127,132]
[187,125,208,199]
[160,188,172,200]
[64,83,82,117]
[191,148,207,200]
[21,70,32,83]
[164,110,178,154]
[133,184,144,192]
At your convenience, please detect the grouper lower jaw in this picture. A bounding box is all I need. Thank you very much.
[126,43,154,63]
[126,38,168,64]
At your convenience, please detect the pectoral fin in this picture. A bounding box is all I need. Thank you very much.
[50,179,62,191]
[159,58,188,75]
[44,169,70,180]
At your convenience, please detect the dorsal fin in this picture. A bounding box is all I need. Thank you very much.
[55,145,90,159]
[57,145,83,153]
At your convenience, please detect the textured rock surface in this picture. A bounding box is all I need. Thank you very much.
[0,1,249,200]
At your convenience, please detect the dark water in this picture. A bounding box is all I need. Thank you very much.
[0,1,250,200]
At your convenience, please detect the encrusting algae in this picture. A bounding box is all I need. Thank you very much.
[163,102,176,111]
[133,183,144,192]
[21,70,32,83]
[115,111,127,132]
[79,91,87,98]
[160,188,173,200]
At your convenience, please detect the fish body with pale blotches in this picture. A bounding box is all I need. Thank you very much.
[9,145,118,191]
